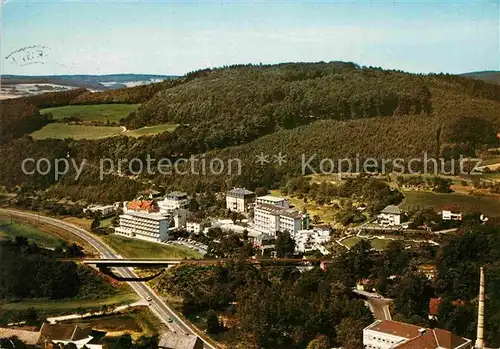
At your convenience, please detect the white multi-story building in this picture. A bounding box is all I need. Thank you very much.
[226,188,255,213]
[255,195,290,208]
[158,191,190,215]
[115,201,169,242]
[363,320,472,349]
[377,205,402,226]
[186,220,203,234]
[292,228,331,254]
[253,203,307,237]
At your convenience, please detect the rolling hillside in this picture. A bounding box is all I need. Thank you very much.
[461,71,500,85]
[2,62,500,201]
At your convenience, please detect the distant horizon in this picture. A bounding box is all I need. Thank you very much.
[2,1,499,76]
[1,65,500,78]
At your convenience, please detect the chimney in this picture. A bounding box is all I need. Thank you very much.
[418,328,427,336]
[475,266,485,349]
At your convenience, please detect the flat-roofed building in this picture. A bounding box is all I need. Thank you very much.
[363,320,472,349]
[115,200,169,242]
[159,191,190,215]
[226,188,255,213]
[253,203,307,236]
[256,195,290,208]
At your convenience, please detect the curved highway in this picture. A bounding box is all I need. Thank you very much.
[0,208,217,349]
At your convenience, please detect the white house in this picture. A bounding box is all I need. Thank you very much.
[255,195,290,208]
[226,187,255,213]
[377,205,402,226]
[253,203,307,236]
[158,191,190,215]
[441,205,463,221]
[83,204,116,217]
[363,320,471,349]
[115,200,169,242]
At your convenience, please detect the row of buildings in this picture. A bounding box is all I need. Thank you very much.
[226,188,331,254]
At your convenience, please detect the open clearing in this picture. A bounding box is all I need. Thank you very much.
[31,123,123,140]
[341,236,393,250]
[401,191,500,216]
[102,234,202,259]
[124,124,179,137]
[31,123,178,140]
[40,104,139,122]
[270,189,340,225]
[0,217,65,248]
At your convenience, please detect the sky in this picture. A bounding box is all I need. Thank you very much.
[1,0,499,76]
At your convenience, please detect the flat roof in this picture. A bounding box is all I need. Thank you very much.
[255,203,301,219]
[257,195,287,202]
[365,320,423,339]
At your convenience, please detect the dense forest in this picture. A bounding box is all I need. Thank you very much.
[0,237,117,301]
[1,62,500,203]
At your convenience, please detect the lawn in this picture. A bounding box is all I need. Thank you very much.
[101,234,202,259]
[341,236,361,248]
[341,236,393,250]
[124,123,179,137]
[401,191,500,216]
[31,123,123,140]
[40,104,139,123]
[1,292,138,313]
[0,217,65,248]
[270,189,341,225]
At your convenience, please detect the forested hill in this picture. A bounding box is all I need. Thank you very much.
[3,61,500,201]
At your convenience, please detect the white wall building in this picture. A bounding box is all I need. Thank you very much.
[363,320,472,349]
[255,195,290,208]
[292,228,331,254]
[377,205,402,226]
[253,203,305,237]
[226,188,255,213]
[83,204,116,217]
[186,220,203,234]
[115,201,169,242]
[158,191,189,215]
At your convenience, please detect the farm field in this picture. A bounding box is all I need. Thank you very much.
[101,234,202,259]
[40,104,139,122]
[31,123,123,140]
[401,191,500,216]
[0,217,65,248]
[124,123,179,137]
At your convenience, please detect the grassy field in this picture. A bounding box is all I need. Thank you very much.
[124,123,179,137]
[341,236,393,250]
[102,234,202,259]
[31,123,123,140]
[1,292,138,313]
[270,189,340,224]
[31,123,178,140]
[401,191,500,216]
[0,217,65,248]
[40,104,139,122]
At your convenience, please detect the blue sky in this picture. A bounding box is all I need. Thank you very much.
[1,0,499,75]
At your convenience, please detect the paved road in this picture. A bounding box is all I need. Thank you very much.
[353,289,392,321]
[0,208,217,349]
